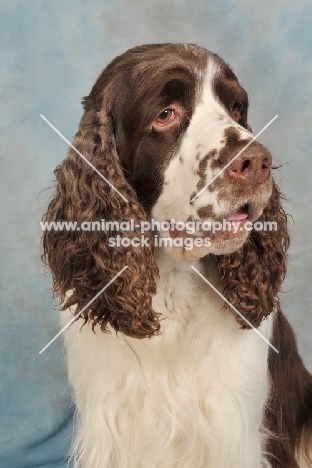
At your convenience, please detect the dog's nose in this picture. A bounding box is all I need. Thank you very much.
[228,142,272,186]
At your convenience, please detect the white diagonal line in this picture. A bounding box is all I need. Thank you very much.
[39,266,128,354]
[190,115,278,202]
[40,114,129,203]
[190,266,279,353]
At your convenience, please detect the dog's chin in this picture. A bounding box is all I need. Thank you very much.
[156,228,250,261]
[207,232,249,255]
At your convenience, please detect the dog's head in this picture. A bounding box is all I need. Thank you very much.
[42,44,289,336]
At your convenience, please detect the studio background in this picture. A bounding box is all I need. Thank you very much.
[1,1,311,467]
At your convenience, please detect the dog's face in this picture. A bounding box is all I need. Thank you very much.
[44,43,288,336]
[106,44,272,259]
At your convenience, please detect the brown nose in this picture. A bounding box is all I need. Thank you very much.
[228,142,272,186]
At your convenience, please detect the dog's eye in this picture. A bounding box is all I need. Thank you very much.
[231,101,243,122]
[155,109,175,126]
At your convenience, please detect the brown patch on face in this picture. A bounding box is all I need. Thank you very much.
[213,58,249,129]
[197,205,214,219]
[196,149,218,191]
[210,158,225,171]
[107,44,208,212]
[210,127,249,171]
[224,127,247,147]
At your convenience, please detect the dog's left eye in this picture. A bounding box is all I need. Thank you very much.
[155,109,175,126]
[231,102,243,122]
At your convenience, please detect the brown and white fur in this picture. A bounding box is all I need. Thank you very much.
[42,44,312,467]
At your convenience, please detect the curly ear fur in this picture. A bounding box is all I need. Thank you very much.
[42,95,161,338]
[215,180,290,328]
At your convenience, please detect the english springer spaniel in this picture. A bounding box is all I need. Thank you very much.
[42,44,312,467]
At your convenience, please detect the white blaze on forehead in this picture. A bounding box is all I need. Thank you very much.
[152,59,251,223]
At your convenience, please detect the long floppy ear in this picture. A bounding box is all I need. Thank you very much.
[42,94,160,338]
[216,180,290,328]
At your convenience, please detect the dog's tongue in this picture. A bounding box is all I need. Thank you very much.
[227,211,248,221]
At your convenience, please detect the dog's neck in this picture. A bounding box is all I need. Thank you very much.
[153,251,222,328]
[155,250,218,282]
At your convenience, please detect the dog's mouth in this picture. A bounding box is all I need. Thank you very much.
[155,196,270,259]
[157,203,254,260]
[167,204,251,240]
[227,203,249,222]
[163,199,269,245]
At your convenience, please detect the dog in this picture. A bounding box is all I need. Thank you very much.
[42,43,312,467]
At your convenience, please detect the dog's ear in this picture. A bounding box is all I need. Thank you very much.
[42,92,160,338]
[216,180,289,328]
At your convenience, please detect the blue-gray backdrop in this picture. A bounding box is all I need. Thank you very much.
[1,1,311,467]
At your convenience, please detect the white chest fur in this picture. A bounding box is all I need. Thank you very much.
[63,256,273,468]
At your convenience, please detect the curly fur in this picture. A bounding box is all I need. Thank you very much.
[216,181,290,329]
[42,104,160,338]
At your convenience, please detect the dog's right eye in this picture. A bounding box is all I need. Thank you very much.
[149,103,183,130]
[155,109,175,126]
